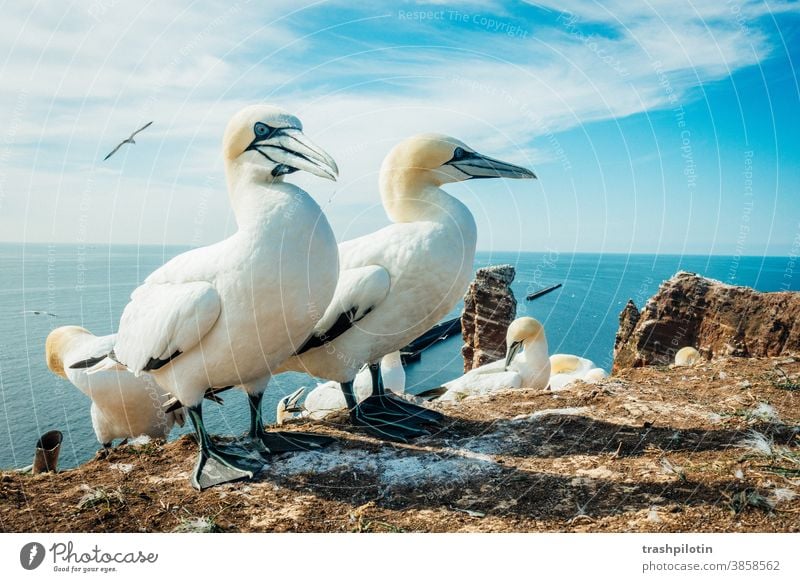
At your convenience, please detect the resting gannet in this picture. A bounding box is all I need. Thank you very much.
[74,105,340,490]
[277,134,536,441]
[46,326,183,449]
[104,121,153,161]
[674,346,701,367]
[548,354,607,391]
[277,351,406,424]
[439,317,550,401]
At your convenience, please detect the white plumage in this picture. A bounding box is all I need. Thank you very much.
[439,317,550,401]
[81,105,341,489]
[290,352,406,422]
[46,326,183,447]
[276,133,536,440]
[548,354,607,391]
[674,346,701,367]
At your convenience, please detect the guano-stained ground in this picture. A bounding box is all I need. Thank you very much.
[2,356,799,533]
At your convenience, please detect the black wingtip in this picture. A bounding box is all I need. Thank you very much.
[68,355,107,370]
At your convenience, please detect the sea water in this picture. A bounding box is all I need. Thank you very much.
[0,242,796,468]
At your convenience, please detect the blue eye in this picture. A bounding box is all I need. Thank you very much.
[453,147,466,160]
[254,122,270,137]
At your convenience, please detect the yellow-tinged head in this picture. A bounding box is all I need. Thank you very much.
[45,326,92,379]
[380,133,536,222]
[674,346,700,367]
[381,132,536,185]
[222,104,338,181]
[504,317,546,370]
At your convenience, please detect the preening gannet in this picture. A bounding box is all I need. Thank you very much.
[277,351,406,424]
[74,105,340,490]
[438,317,550,401]
[46,326,183,449]
[278,137,536,441]
[674,346,701,367]
[103,121,153,161]
[548,354,607,391]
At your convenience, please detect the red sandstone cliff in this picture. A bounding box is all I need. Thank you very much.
[614,271,800,371]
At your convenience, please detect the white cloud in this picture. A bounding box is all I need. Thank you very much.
[0,0,795,248]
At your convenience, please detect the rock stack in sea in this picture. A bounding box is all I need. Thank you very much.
[461,264,517,372]
[613,271,800,371]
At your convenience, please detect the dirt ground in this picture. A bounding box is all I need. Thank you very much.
[2,355,799,532]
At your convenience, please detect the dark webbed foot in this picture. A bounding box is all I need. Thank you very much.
[187,403,262,491]
[191,446,262,491]
[248,392,335,457]
[257,431,335,454]
[360,393,444,426]
[349,404,431,443]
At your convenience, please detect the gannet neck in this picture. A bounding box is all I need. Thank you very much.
[520,334,549,369]
[225,161,294,230]
[380,172,477,237]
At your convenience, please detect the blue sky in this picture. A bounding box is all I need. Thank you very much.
[0,0,798,254]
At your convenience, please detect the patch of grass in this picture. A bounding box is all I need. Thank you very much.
[127,440,162,457]
[172,516,222,533]
[720,403,781,424]
[772,367,800,392]
[350,517,405,533]
[77,485,125,511]
[726,487,774,515]
[660,457,687,483]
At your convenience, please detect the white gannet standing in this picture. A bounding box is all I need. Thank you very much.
[46,326,184,449]
[438,317,550,401]
[277,134,536,441]
[277,351,406,424]
[548,354,607,391]
[674,346,701,367]
[73,105,340,490]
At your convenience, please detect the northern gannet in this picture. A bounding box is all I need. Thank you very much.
[103,121,153,161]
[438,317,550,401]
[277,351,406,424]
[548,354,607,391]
[277,135,536,441]
[74,105,340,490]
[46,326,183,450]
[674,346,701,366]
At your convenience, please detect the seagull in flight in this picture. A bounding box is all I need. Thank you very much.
[103,121,153,161]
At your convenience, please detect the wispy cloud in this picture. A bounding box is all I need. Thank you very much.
[0,1,796,248]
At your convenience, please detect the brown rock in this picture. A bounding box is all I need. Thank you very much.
[461,265,517,372]
[613,271,800,371]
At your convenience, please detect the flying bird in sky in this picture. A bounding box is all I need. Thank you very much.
[103,121,153,161]
[22,310,58,317]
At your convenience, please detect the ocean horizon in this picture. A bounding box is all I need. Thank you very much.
[1,242,797,470]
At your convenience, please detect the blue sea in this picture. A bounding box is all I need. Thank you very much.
[0,242,797,469]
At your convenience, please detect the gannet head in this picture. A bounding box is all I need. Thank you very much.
[276,387,306,426]
[504,317,546,370]
[223,104,338,181]
[382,133,536,187]
[674,346,700,367]
[45,326,92,379]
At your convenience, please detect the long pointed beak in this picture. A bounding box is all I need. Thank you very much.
[281,386,306,413]
[257,128,338,181]
[504,340,523,371]
[449,151,536,180]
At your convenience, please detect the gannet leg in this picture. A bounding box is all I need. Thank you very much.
[342,380,432,443]
[247,392,334,455]
[95,443,113,460]
[361,363,445,425]
[187,403,262,491]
